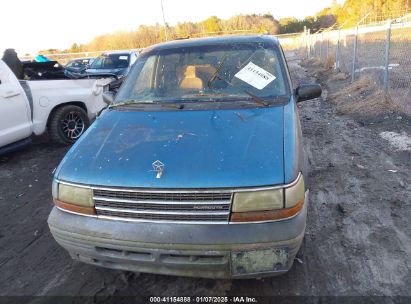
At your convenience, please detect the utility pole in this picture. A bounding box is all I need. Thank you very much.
[160,0,168,41]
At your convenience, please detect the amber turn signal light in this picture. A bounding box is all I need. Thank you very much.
[54,199,96,216]
[230,198,304,223]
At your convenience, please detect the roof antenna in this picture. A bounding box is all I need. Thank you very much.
[160,0,169,41]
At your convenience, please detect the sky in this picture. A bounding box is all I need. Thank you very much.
[0,0,343,55]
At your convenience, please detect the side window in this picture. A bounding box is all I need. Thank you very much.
[132,55,157,94]
[91,57,103,69]
[130,53,137,66]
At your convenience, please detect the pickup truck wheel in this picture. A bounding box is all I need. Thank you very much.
[49,105,89,145]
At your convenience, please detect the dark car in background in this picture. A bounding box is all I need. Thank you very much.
[82,51,139,79]
[64,58,94,78]
[23,61,67,80]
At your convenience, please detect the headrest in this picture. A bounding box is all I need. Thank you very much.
[184,66,197,78]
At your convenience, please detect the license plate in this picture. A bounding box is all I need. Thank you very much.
[231,247,289,275]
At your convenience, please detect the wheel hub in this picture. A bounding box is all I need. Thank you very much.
[61,111,85,140]
[68,121,76,130]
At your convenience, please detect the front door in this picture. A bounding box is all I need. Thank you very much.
[0,60,32,148]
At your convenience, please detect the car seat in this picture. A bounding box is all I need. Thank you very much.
[179,66,203,90]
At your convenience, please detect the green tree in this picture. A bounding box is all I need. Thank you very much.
[337,0,410,27]
[202,16,222,33]
[57,1,410,55]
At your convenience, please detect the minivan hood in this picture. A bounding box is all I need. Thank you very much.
[57,106,285,188]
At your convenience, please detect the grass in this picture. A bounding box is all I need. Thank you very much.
[326,76,403,116]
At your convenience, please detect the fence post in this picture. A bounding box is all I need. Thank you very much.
[383,20,391,95]
[320,32,323,60]
[335,29,341,70]
[306,30,308,57]
[312,32,316,58]
[313,34,316,58]
[308,29,313,58]
[351,25,359,82]
[326,31,330,60]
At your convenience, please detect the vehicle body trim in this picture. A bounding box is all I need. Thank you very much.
[95,206,230,216]
[55,189,308,225]
[55,172,301,193]
[94,196,232,205]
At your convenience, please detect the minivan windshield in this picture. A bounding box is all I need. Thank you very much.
[115,42,289,105]
[89,54,130,69]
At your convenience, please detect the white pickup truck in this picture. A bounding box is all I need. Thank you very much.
[0,59,111,154]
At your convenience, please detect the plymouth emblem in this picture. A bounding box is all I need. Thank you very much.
[152,160,165,179]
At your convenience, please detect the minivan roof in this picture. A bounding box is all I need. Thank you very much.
[142,35,280,53]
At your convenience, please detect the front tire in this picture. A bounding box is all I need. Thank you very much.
[49,105,89,145]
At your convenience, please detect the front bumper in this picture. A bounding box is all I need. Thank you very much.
[48,192,308,279]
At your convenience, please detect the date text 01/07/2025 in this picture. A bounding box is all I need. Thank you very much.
[149,296,258,303]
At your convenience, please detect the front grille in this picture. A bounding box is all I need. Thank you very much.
[93,189,231,201]
[93,188,232,223]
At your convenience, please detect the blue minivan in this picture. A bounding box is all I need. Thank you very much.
[48,35,321,278]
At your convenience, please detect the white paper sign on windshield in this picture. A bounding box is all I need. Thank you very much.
[234,62,276,90]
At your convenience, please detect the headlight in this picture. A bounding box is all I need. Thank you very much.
[230,174,305,223]
[53,181,95,215]
[58,183,93,207]
[232,189,283,212]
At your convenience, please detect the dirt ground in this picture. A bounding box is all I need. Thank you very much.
[0,54,410,301]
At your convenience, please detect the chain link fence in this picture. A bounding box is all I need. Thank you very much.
[299,18,411,115]
[389,22,411,113]
[26,22,410,114]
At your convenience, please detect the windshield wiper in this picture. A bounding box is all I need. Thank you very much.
[243,91,270,106]
[110,100,184,110]
[207,55,228,89]
[109,99,151,108]
[160,103,185,109]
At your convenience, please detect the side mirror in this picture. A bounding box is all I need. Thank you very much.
[295,84,322,102]
[102,91,115,105]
